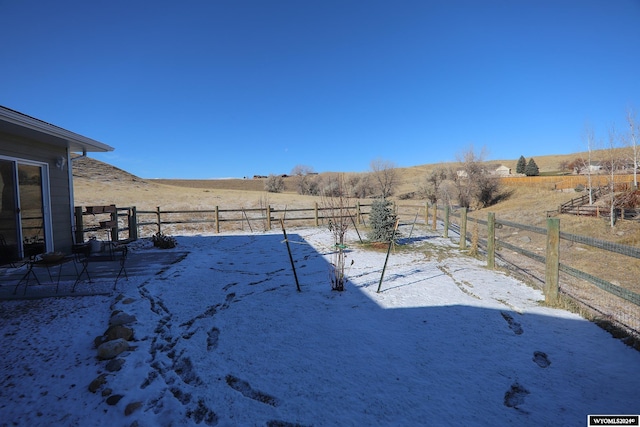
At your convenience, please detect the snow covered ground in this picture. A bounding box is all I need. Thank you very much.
[1,225,639,426]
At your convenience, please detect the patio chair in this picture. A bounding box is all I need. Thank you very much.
[72,240,128,291]
[0,234,22,268]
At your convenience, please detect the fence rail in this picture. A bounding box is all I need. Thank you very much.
[499,174,636,190]
[75,203,373,242]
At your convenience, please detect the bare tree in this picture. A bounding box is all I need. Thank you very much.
[370,158,398,198]
[418,167,447,204]
[567,157,588,175]
[558,160,572,174]
[450,145,500,208]
[291,164,315,195]
[345,173,373,199]
[322,174,352,291]
[320,173,343,197]
[625,108,639,190]
[264,174,284,193]
[582,124,598,204]
[603,126,625,227]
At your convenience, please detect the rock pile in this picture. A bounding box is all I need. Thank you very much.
[88,294,143,421]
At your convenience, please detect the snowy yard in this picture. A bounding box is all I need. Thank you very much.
[1,226,639,426]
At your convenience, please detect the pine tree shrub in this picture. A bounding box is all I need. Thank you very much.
[516,155,527,174]
[367,199,399,242]
[525,158,540,176]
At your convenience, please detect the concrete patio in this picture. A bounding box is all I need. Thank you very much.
[0,249,189,300]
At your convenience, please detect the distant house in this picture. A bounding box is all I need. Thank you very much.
[494,165,511,176]
[458,165,511,178]
[0,106,113,264]
[582,162,603,174]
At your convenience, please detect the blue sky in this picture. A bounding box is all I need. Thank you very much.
[2,0,639,179]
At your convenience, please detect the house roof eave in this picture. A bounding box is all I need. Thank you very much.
[0,106,114,153]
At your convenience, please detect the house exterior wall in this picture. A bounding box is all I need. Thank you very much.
[0,131,73,253]
[494,166,511,177]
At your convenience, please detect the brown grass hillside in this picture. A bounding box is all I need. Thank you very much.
[72,154,639,243]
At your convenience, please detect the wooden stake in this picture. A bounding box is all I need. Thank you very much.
[242,209,253,232]
[408,209,420,239]
[487,212,495,269]
[280,219,301,292]
[376,219,400,293]
[350,214,363,243]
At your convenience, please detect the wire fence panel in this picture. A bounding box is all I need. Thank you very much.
[560,232,640,259]
[416,203,640,339]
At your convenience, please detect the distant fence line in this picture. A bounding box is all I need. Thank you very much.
[75,201,639,338]
[499,174,636,190]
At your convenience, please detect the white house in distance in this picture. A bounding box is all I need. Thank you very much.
[457,165,512,178]
[0,106,113,265]
[493,165,511,176]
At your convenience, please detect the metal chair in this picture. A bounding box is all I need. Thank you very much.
[72,241,128,292]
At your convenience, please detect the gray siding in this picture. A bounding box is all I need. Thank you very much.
[0,132,73,253]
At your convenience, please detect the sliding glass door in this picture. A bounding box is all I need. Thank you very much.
[0,159,19,263]
[0,158,48,263]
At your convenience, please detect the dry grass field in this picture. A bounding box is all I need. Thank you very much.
[72,155,639,243]
[72,155,640,339]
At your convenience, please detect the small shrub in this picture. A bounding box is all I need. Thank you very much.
[398,192,416,200]
[152,232,177,249]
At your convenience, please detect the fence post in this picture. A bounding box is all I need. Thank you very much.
[266,205,272,230]
[545,217,560,304]
[110,204,119,242]
[74,206,84,244]
[314,202,319,227]
[356,202,361,225]
[443,206,450,238]
[432,203,437,231]
[487,212,495,269]
[215,206,219,233]
[129,207,138,241]
[156,206,162,234]
[459,207,467,250]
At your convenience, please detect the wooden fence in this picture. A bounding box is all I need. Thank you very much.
[74,203,373,243]
[74,201,639,338]
[499,174,636,190]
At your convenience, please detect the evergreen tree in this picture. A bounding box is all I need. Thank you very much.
[525,158,540,176]
[367,199,398,242]
[516,155,527,174]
